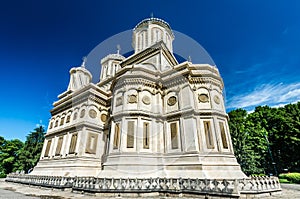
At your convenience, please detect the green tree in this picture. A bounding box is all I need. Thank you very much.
[0,138,24,174]
[228,109,267,175]
[228,109,248,169]
[271,103,300,173]
[228,102,300,176]
[17,126,45,172]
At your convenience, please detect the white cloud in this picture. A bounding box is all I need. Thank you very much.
[226,82,300,110]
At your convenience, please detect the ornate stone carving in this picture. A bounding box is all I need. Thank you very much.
[142,96,150,105]
[214,95,220,104]
[128,94,137,103]
[167,96,177,106]
[100,114,108,122]
[198,93,209,103]
[89,109,97,118]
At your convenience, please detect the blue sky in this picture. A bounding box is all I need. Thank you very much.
[0,0,300,141]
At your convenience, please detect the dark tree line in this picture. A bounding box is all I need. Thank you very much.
[0,126,45,176]
[228,102,300,176]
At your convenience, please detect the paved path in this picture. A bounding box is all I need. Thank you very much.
[0,186,40,199]
[1,178,300,198]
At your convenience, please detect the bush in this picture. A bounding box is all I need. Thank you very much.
[279,173,300,184]
[0,173,6,178]
[279,178,290,183]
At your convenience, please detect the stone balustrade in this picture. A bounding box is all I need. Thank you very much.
[6,174,73,189]
[5,174,281,197]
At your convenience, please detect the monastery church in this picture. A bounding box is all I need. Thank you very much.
[31,17,246,180]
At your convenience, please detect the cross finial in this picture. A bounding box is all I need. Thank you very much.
[81,56,87,68]
[150,12,154,18]
[117,44,121,54]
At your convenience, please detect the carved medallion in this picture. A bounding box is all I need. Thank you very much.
[89,109,97,118]
[116,96,123,106]
[100,114,108,122]
[128,94,137,103]
[198,93,209,103]
[80,109,85,118]
[214,95,220,104]
[142,96,150,105]
[167,96,177,106]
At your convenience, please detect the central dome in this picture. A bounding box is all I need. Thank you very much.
[132,17,174,53]
[133,17,174,37]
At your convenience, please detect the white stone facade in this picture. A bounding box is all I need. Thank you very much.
[31,18,246,179]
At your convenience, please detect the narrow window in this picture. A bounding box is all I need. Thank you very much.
[113,123,120,149]
[69,133,78,154]
[141,32,144,49]
[143,122,150,149]
[86,133,98,154]
[66,115,70,123]
[44,140,52,157]
[127,121,134,148]
[60,117,65,126]
[204,121,214,149]
[170,122,179,149]
[73,112,77,120]
[55,120,58,127]
[55,136,63,156]
[219,122,228,149]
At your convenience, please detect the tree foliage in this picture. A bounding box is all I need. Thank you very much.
[0,138,24,174]
[0,126,45,175]
[228,102,300,176]
[17,126,45,172]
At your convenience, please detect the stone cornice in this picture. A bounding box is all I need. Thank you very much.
[112,109,227,121]
[188,76,223,90]
[120,41,178,67]
[51,84,110,115]
[101,53,125,64]
[46,121,103,137]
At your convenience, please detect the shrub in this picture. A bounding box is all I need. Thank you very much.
[279,173,300,184]
[0,173,6,178]
[279,178,290,183]
[286,173,300,184]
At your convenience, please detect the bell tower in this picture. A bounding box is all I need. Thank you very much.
[67,57,92,92]
[132,17,174,53]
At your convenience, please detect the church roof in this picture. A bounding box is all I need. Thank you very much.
[134,17,174,37]
[101,53,125,64]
